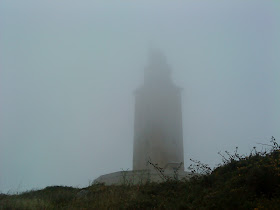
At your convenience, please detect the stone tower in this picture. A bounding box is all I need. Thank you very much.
[133,49,184,171]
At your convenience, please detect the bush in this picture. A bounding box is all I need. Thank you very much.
[1,137,279,209]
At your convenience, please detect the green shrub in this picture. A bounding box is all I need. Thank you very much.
[1,137,279,209]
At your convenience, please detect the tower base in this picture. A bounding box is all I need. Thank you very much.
[94,170,194,185]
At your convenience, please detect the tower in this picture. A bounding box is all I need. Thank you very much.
[133,49,184,171]
[94,50,190,185]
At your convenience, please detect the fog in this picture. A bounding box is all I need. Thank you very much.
[1,1,280,193]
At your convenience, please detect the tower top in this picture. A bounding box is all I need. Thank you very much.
[144,48,172,85]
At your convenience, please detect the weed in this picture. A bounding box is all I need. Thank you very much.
[1,137,279,209]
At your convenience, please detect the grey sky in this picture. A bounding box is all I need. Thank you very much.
[1,1,280,193]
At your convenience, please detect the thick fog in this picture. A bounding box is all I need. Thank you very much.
[1,1,279,193]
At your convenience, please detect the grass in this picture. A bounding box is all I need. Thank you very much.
[1,137,279,209]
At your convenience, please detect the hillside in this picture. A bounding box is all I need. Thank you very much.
[1,137,279,209]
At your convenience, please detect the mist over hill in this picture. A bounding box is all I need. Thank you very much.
[1,0,280,193]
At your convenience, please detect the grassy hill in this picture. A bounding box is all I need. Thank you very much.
[1,137,279,209]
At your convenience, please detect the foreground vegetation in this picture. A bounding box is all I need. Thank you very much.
[1,137,279,209]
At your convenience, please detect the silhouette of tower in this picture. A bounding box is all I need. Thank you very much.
[133,49,184,171]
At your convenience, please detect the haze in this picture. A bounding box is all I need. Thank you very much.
[1,1,280,193]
